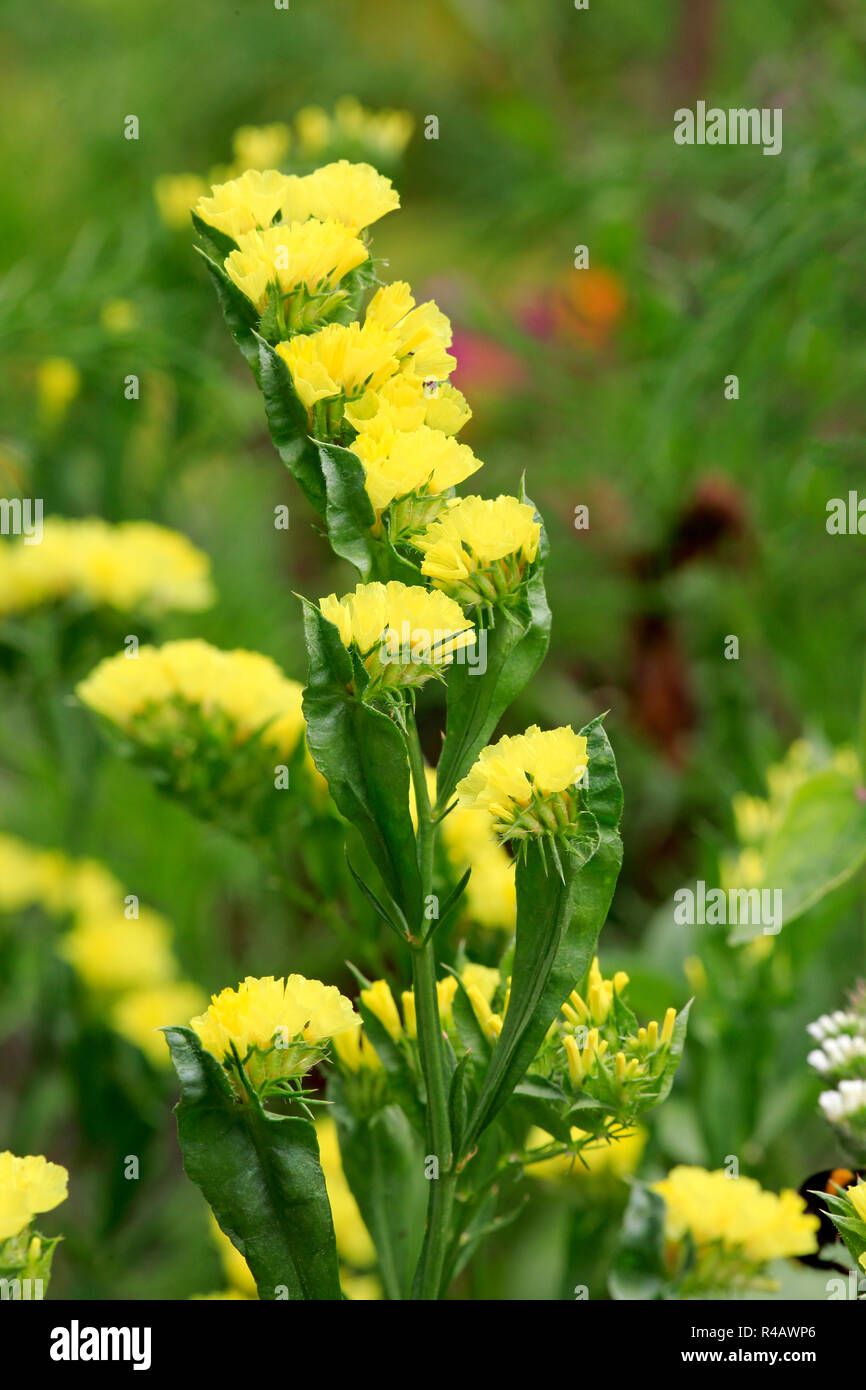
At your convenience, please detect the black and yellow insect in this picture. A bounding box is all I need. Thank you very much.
[796,1168,865,1272]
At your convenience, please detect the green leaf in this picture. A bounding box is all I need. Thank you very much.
[448,1052,473,1158]
[195,246,260,375]
[651,1000,692,1109]
[164,1027,342,1301]
[191,209,238,263]
[317,440,377,577]
[463,816,622,1149]
[301,602,424,928]
[330,1085,427,1301]
[609,1182,668,1300]
[436,561,551,805]
[579,714,623,828]
[255,337,384,575]
[256,336,327,515]
[512,1074,574,1145]
[730,769,866,941]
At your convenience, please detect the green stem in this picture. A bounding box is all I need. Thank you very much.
[404,715,455,1298]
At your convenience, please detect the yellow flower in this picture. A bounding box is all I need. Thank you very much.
[366,282,456,381]
[652,1167,819,1265]
[112,982,208,1067]
[415,494,541,605]
[346,378,471,437]
[438,805,516,932]
[190,974,360,1088]
[295,105,332,156]
[331,96,413,161]
[461,962,500,1004]
[0,518,213,619]
[101,299,138,335]
[317,1117,376,1268]
[319,580,475,694]
[465,983,503,1040]
[232,123,292,171]
[58,909,177,993]
[561,957,624,1031]
[399,975,458,1040]
[36,357,81,425]
[195,169,294,242]
[422,383,472,435]
[0,1153,68,1241]
[360,979,403,1041]
[77,640,306,758]
[295,159,400,233]
[345,376,428,434]
[340,1270,383,1300]
[331,1025,384,1073]
[224,220,367,313]
[0,834,66,915]
[276,320,400,412]
[154,173,209,229]
[456,725,589,839]
[352,423,482,520]
[524,1125,646,1182]
[846,1179,866,1224]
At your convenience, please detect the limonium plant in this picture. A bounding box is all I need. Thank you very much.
[80,157,692,1300]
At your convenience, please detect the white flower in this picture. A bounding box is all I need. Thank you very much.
[807,1010,860,1041]
[808,1048,831,1073]
[819,1090,845,1122]
[820,1079,866,1123]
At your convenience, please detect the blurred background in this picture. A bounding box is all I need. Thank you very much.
[1,0,865,1298]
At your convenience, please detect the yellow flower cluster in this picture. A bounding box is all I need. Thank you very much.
[197,162,398,244]
[156,99,411,231]
[0,1152,68,1242]
[345,377,471,437]
[202,156,542,595]
[279,283,464,450]
[440,803,517,932]
[352,423,482,527]
[524,1125,646,1183]
[76,639,307,759]
[551,957,679,1110]
[415,495,541,606]
[456,725,589,840]
[409,765,516,933]
[0,519,214,619]
[225,221,368,314]
[191,974,360,1090]
[278,320,401,412]
[0,833,203,1067]
[58,908,177,993]
[652,1167,819,1265]
[340,964,502,1063]
[319,581,475,695]
[365,282,457,380]
[36,356,81,426]
[232,123,292,171]
[295,97,413,163]
[155,172,209,229]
